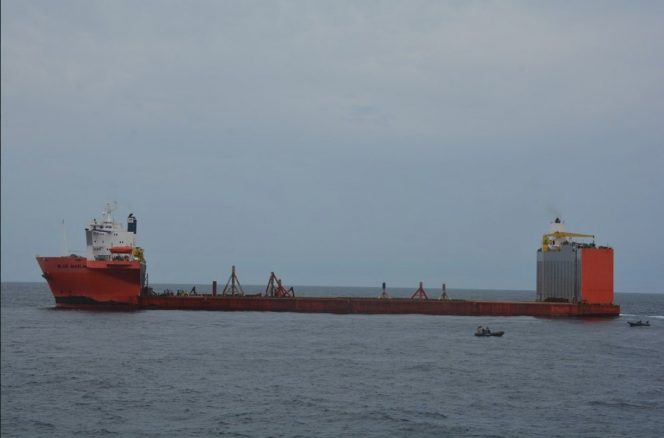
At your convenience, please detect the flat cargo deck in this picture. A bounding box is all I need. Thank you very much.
[139,295,620,317]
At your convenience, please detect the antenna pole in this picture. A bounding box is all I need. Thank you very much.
[61,219,70,255]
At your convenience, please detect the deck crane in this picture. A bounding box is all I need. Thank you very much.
[541,218,595,252]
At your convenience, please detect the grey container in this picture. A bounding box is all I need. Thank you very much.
[536,244,582,303]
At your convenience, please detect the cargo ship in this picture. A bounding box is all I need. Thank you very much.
[36,205,619,317]
[36,203,146,308]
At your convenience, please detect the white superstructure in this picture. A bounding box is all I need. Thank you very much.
[85,202,140,261]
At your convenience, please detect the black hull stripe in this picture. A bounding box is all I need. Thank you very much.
[54,296,138,310]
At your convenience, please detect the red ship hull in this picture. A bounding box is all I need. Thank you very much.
[35,258,619,317]
[140,295,620,317]
[36,256,144,307]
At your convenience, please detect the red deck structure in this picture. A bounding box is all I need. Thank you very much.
[140,295,619,317]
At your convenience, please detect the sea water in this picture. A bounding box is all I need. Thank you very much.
[2,283,663,437]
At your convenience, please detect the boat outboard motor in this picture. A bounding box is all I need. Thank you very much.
[127,213,137,234]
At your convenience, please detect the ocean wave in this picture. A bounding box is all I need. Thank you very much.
[588,399,658,410]
[620,313,663,319]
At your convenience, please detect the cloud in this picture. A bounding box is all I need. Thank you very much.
[2,1,663,291]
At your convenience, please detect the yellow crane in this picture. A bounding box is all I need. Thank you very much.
[542,231,594,252]
[132,246,145,262]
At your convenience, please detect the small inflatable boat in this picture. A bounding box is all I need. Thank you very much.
[475,326,505,337]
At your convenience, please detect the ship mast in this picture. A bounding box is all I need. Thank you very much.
[103,201,117,224]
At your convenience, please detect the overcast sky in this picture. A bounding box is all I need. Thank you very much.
[2,1,663,292]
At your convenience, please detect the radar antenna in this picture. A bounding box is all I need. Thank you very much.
[102,201,118,223]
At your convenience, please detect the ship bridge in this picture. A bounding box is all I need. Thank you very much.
[85,202,141,261]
